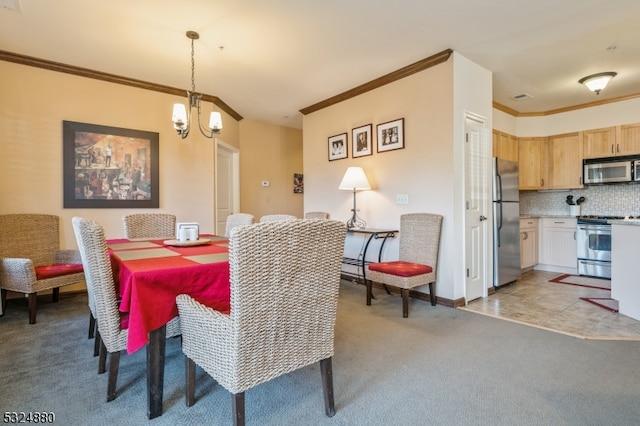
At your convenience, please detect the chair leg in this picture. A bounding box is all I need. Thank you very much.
[1,289,6,316]
[52,287,60,303]
[107,351,121,402]
[365,280,372,306]
[401,288,409,318]
[429,282,437,306]
[93,328,101,357]
[98,336,107,374]
[28,293,37,324]
[185,356,196,407]
[88,313,96,339]
[320,357,336,417]
[232,392,245,426]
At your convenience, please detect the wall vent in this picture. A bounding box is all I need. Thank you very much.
[512,93,532,101]
[0,0,20,11]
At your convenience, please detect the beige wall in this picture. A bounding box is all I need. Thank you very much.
[303,59,459,299]
[0,60,301,249]
[238,120,303,220]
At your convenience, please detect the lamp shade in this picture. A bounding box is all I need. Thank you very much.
[208,111,223,131]
[172,103,187,125]
[339,167,371,191]
[578,72,617,95]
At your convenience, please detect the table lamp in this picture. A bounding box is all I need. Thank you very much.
[339,166,371,229]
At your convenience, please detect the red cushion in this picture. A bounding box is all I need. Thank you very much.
[35,263,84,280]
[369,261,432,277]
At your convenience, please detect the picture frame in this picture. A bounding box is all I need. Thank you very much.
[293,173,304,194]
[352,124,373,158]
[63,120,159,208]
[328,133,348,161]
[377,118,405,153]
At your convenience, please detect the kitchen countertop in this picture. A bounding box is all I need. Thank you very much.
[609,219,640,226]
[520,215,576,219]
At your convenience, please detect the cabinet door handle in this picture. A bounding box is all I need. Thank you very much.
[611,144,614,154]
[617,143,620,153]
[523,231,528,240]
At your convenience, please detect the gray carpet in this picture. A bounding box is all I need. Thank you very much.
[2,282,640,425]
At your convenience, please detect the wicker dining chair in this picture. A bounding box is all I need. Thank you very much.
[176,219,347,426]
[72,216,181,402]
[122,213,176,239]
[259,214,297,223]
[224,213,255,238]
[304,211,329,219]
[0,214,85,324]
[366,213,443,318]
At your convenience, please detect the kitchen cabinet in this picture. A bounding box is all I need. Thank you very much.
[492,130,519,162]
[619,122,640,155]
[518,137,548,190]
[583,124,640,158]
[538,218,577,270]
[548,132,583,189]
[583,126,616,158]
[520,218,538,269]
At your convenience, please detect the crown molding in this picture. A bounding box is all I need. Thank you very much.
[0,50,243,121]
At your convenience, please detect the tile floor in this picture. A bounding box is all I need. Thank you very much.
[459,270,640,340]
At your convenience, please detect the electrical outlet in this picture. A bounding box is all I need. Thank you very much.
[396,194,409,205]
[261,181,270,187]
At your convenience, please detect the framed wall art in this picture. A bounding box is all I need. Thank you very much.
[328,133,348,161]
[352,124,372,158]
[377,118,404,153]
[63,120,159,208]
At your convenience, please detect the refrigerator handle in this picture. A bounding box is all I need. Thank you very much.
[497,202,503,247]
[496,172,503,202]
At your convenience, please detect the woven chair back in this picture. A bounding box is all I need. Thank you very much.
[0,214,59,267]
[72,217,126,352]
[224,213,255,237]
[122,213,176,239]
[398,213,443,271]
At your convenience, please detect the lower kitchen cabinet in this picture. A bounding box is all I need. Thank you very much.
[520,218,538,269]
[538,217,577,271]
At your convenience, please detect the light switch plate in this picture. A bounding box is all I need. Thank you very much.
[396,194,409,205]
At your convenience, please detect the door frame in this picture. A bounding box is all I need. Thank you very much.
[214,139,240,235]
[464,112,492,302]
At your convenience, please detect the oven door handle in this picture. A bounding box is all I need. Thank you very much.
[578,260,610,266]
[577,225,611,232]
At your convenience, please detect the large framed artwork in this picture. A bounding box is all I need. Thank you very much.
[377,118,405,153]
[63,120,159,208]
[352,124,372,158]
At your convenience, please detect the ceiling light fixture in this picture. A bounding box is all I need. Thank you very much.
[171,31,222,139]
[578,72,617,95]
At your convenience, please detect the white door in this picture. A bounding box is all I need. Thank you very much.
[215,140,240,236]
[464,114,490,302]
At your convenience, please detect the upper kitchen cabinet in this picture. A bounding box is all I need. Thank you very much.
[492,130,519,162]
[518,137,548,190]
[548,132,583,189]
[583,126,616,158]
[619,122,640,155]
[584,124,640,158]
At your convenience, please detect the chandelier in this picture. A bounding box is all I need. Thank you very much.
[171,31,223,139]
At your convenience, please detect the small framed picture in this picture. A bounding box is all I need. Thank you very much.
[377,118,404,153]
[328,133,348,161]
[352,124,373,158]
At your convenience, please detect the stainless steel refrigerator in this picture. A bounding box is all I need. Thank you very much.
[493,157,521,287]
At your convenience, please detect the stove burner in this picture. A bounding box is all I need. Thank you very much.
[577,215,626,225]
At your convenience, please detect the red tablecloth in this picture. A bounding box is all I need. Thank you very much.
[107,235,230,354]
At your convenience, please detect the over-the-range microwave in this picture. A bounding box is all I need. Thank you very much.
[583,155,640,184]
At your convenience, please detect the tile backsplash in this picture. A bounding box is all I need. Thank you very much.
[520,184,640,217]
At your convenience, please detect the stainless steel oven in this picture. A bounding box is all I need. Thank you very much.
[576,217,614,279]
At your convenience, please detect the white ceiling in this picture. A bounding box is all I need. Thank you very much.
[1,0,639,129]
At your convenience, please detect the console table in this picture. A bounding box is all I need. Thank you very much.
[342,228,398,287]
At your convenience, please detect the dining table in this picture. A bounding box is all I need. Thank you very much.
[106,234,231,419]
